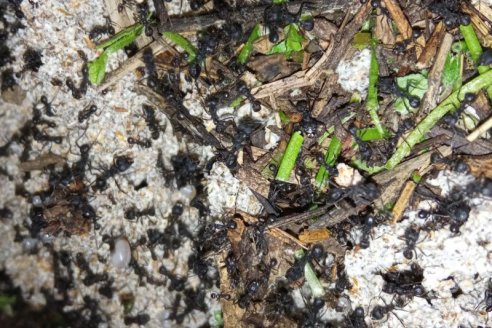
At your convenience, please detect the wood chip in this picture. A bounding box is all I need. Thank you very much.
[299,228,331,243]
[382,0,412,39]
[391,180,416,224]
[464,154,492,178]
[415,22,445,70]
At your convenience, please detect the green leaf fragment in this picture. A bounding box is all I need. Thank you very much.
[393,73,428,114]
[315,136,341,188]
[229,96,244,108]
[442,52,462,91]
[358,126,390,141]
[237,24,262,65]
[88,52,109,86]
[96,23,143,54]
[162,31,197,62]
[268,24,304,57]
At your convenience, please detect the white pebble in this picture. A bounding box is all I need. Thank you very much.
[111,237,131,269]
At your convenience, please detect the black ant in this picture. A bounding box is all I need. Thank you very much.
[326,180,380,206]
[136,1,154,37]
[190,0,206,10]
[392,28,424,55]
[286,244,324,282]
[441,92,476,130]
[237,80,261,112]
[78,104,97,123]
[117,0,134,13]
[379,263,426,300]
[378,76,421,109]
[22,47,43,72]
[335,264,353,293]
[263,1,314,43]
[127,136,152,148]
[399,225,425,259]
[124,313,151,326]
[124,206,156,222]
[359,214,377,249]
[389,118,413,149]
[430,152,469,173]
[158,265,187,291]
[370,296,407,325]
[66,51,89,99]
[479,47,492,66]
[210,292,231,301]
[346,306,368,328]
[142,104,161,140]
[347,123,373,162]
[88,16,116,41]
[428,0,471,29]
[93,155,133,191]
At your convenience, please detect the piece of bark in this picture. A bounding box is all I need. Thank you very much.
[415,22,445,70]
[420,32,453,116]
[382,0,412,39]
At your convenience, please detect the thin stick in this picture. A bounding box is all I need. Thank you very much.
[466,115,492,142]
[382,0,412,39]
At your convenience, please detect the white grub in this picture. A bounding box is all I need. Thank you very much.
[111,237,131,269]
[336,48,371,97]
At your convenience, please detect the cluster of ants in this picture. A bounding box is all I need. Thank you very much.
[1,0,492,326]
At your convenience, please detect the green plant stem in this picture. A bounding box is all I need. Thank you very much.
[276,131,304,181]
[294,250,324,297]
[315,137,341,188]
[459,24,492,96]
[367,43,384,136]
[385,69,492,169]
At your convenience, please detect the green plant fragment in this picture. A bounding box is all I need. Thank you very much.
[162,31,197,62]
[393,73,428,114]
[276,131,304,181]
[96,23,143,54]
[386,69,492,169]
[237,24,262,65]
[88,52,109,86]
[315,136,341,188]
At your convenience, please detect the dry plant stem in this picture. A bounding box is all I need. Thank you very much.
[382,0,412,39]
[367,43,384,136]
[96,42,167,92]
[391,181,415,224]
[466,115,492,142]
[416,22,445,70]
[420,32,453,116]
[253,1,371,100]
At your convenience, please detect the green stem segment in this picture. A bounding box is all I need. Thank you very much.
[367,43,384,136]
[315,137,341,188]
[385,69,492,169]
[276,131,304,181]
[459,24,492,96]
[295,250,324,297]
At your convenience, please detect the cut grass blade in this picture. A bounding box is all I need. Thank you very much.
[276,131,304,181]
[385,69,492,169]
[96,23,143,54]
[162,31,197,62]
[460,24,492,97]
[237,24,262,65]
[294,249,324,297]
[367,43,384,136]
[315,136,341,188]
